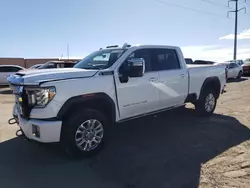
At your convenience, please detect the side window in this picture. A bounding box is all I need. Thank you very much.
[47,63,56,68]
[12,67,22,72]
[153,49,181,71]
[229,63,237,68]
[65,63,75,68]
[55,63,61,68]
[233,63,239,68]
[126,49,154,72]
[3,66,22,72]
[0,67,6,72]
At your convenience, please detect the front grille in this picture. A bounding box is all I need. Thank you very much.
[21,88,33,119]
[11,85,31,119]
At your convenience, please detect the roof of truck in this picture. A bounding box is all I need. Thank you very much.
[100,45,180,52]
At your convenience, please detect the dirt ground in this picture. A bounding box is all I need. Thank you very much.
[0,77,250,188]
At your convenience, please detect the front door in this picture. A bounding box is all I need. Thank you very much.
[114,49,160,120]
[228,63,237,78]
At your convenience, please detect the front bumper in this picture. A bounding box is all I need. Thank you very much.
[13,105,62,143]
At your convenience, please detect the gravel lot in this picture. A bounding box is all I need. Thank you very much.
[0,77,250,188]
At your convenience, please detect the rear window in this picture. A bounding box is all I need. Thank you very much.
[193,60,214,65]
[185,58,193,64]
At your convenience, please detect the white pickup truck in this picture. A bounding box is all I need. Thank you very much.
[8,44,227,158]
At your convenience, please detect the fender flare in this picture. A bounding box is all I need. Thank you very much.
[57,92,116,122]
[199,77,221,99]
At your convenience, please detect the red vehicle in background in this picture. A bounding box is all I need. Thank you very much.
[242,59,250,75]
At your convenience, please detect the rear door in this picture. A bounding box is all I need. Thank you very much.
[155,48,189,109]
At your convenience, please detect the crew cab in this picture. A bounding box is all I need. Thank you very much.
[8,44,227,158]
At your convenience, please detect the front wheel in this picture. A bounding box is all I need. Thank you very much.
[195,88,217,117]
[61,109,107,159]
[237,71,243,79]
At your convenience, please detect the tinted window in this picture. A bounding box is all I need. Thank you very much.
[154,49,180,70]
[0,67,4,72]
[0,66,22,72]
[233,63,239,68]
[127,49,154,72]
[193,60,214,64]
[185,58,193,64]
[125,48,180,72]
[229,63,238,68]
[39,62,56,69]
[64,63,75,68]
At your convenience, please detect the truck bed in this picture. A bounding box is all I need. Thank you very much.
[187,64,226,98]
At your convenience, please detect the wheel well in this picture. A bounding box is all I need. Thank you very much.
[78,99,114,123]
[57,93,116,123]
[200,77,221,99]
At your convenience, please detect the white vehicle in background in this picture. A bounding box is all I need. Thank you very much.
[28,64,43,69]
[229,60,244,66]
[0,65,25,85]
[216,61,243,79]
[8,44,227,158]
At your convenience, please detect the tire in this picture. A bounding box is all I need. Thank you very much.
[61,109,108,159]
[195,87,217,117]
[237,71,242,79]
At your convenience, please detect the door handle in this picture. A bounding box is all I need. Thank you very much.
[149,77,158,82]
[180,74,186,78]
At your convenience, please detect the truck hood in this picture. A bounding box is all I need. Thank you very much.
[8,68,98,85]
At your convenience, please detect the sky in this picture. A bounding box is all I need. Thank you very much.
[0,0,249,61]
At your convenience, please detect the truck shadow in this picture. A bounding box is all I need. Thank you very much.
[0,87,12,94]
[0,107,249,188]
[227,77,248,83]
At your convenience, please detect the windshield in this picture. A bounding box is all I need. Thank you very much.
[74,49,126,70]
[38,62,56,69]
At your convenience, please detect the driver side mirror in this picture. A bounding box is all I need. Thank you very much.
[119,58,145,83]
[127,58,145,77]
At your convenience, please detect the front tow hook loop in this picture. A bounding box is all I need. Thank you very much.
[16,129,24,137]
[8,118,17,125]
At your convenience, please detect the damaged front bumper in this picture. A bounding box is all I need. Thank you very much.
[9,104,62,143]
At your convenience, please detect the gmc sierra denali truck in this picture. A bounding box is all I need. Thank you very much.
[8,44,227,158]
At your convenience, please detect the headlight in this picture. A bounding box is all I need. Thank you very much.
[25,87,56,108]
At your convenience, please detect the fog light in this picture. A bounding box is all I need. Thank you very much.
[32,125,40,138]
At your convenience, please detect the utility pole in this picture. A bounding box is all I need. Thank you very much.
[67,43,69,61]
[228,0,247,60]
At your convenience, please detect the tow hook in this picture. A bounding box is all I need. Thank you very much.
[16,129,24,137]
[8,118,17,125]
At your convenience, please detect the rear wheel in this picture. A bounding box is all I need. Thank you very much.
[195,87,217,117]
[61,109,107,159]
